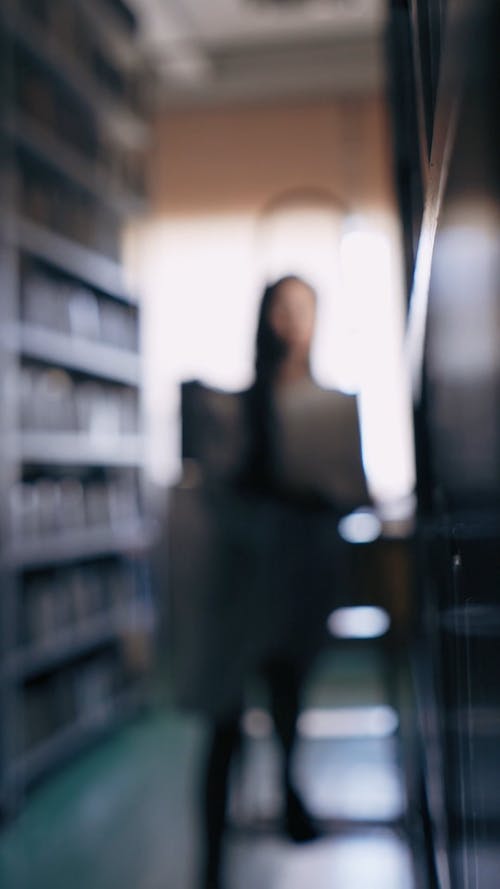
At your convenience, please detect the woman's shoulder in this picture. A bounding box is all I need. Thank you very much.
[308,379,357,400]
[276,377,357,409]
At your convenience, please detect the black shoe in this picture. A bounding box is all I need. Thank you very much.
[201,854,229,889]
[284,787,321,843]
[201,870,222,889]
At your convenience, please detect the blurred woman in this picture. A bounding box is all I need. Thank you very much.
[200,275,329,889]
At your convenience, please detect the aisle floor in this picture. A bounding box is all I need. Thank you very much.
[0,650,416,889]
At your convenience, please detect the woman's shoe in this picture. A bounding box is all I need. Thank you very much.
[284,787,321,843]
[201,869,222,889]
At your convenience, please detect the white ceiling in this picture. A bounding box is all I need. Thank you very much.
[130,0,388,105]
[154,0,385,45]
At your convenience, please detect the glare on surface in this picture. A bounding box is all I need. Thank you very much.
[273,833,414,889]
[241,707,274,739]
[337,508,382,543]
[298,706,398,739]
[242,704,398,740]
[340,218,415,506]
[428,209,499,382]
[327,605,390,639]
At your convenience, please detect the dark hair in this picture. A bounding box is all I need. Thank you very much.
[254,274,315,383]
[243,275,315,489]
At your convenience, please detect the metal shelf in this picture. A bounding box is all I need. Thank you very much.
[421,509,500,541]
[76,0,140,72]
[16,433,143,468]
[15,324,141,387]
[8,611,124,679]
[447,708,500,738]
[4,520,154,570]
[12,686,141,785]
[1,0,149,813]
[441,604,500,638]
[1,1,148,151]
[14,218,135,304]
[3,113,144,215]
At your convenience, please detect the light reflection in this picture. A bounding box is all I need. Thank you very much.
[242,705,398,740]
[337,508,382,543]
[298,705,398,739]
[273,833,414,889]
[241,707,274,739]
[428,208,499,381]
[339,218,415,508]
[327,605,391,639]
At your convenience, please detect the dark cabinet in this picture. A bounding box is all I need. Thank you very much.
[389,0,500,886]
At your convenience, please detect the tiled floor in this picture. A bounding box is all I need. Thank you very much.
[0,647,416,889]
[226,832,413,889]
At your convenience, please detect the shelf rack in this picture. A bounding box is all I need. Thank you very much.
[8,609,126,680]
[2,111,145,215]
[14,217,133,303]
[0,0,148,151]
[15,433,144,468]
[11,323,141,386]
[3,520,155,571]
[12,685,143,787]
[0,0,153,816]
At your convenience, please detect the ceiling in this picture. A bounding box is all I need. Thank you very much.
[129,0,388,105]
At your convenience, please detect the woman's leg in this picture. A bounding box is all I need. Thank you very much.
[266,659,299,790]
[266,659,319,842]
[201,715,242,888]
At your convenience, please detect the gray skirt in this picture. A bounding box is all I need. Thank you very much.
[167,484,346,718]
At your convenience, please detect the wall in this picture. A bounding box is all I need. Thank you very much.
[147,98,395,216]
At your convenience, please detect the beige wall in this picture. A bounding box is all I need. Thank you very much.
[148,97,396,216]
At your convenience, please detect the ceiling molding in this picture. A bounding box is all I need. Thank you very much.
[130,0,387,107]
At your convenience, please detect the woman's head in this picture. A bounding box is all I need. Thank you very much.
[255,275,316,381]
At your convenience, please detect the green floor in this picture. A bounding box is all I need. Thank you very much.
[0,709,203,889]
[0,647,415,889]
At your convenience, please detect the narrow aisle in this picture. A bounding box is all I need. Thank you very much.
[0,649,416,889]
[225,645,414,888]
[224,732,413,889]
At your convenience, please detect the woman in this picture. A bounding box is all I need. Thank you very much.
[200,275,331,889]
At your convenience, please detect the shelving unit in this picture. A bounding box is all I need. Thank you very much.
[0,0,148,149]
[2,112,145,215]
[8,609,126,679]
[0,0,153,815]
[16,434,144,467]
[13,217,133,299]
[4,521,153,570]
[14,324,141,386]
[388,1,500,886]
[14,684,142,786]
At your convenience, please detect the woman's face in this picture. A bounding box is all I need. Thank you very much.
[267,279,316,356]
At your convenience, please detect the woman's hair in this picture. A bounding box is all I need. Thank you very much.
[243,275,315,489]
[254,274,315,382]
